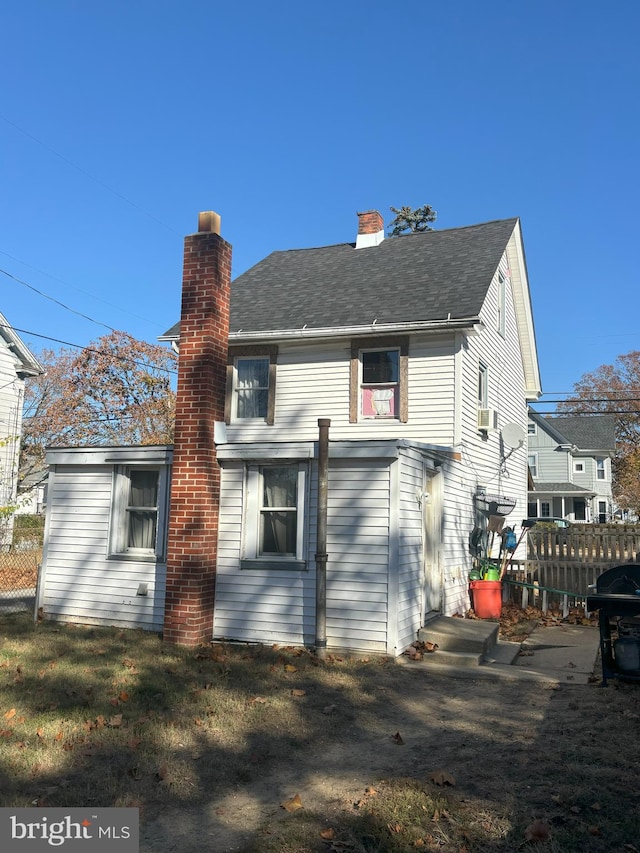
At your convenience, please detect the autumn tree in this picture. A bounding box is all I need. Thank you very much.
[387,204,437,236]
[20,331,177,484]
[557,351,640,514]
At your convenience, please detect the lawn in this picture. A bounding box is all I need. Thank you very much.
[1,611,639,852]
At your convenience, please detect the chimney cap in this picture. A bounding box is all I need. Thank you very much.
[198,211,221,234]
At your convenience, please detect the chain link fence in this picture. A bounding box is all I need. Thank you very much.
[0,515,44,616]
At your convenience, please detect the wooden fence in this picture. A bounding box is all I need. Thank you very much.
[504,524,640,611]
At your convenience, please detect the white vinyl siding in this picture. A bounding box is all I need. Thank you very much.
[396,449,427,653]
[223,337,457,446]
[39,449,171,632]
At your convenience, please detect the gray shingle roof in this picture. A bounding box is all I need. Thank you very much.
[533,482,594,494]
[161,218,519,338]
[545,415,617,451]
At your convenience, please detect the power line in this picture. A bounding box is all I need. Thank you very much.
[1,323,178,376]
[0,248,164,331]
[0,112,182,236]
[0,266,116,332]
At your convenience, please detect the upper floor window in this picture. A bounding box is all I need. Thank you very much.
[478,362,489,409]
[109,466,169,560]
[574,461,585,473]
[527,421,536,435]
[528,453,538,479]
[225,345,277,425]
[350,337,408,423]
[497,271,506,337]
[596,458,606,480]
[361,349,399,417]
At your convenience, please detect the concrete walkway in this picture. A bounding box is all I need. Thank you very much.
[411,619,602,685]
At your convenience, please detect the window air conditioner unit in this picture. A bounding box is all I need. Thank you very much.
[477,408,498,432]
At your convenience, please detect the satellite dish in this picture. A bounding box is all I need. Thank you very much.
[501,423,525,449]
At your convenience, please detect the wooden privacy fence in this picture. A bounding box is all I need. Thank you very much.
[504,524,640,612]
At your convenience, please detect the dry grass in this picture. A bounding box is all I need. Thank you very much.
[0,550,40,591]
[1,612,639,853]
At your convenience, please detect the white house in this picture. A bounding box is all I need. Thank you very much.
[39,210,541,652]
[0,312,43,544]
[527,410,616,523]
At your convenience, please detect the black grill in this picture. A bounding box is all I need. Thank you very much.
[586,564,640,685]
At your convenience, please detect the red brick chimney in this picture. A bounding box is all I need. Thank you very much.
[355,210,385,249]
[164,211,231,646]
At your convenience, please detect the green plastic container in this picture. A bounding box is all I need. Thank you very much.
[484,568,500,581]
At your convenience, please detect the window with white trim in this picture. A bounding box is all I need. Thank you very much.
[497,271,506,337]
[540,501,550,518]
[574,460,585,473]
[478,361,489,409]
[109,467,169,559]
[528,453,538,479]
[242,463,307,568]
[527,421,536,435]
[596,458,606,480]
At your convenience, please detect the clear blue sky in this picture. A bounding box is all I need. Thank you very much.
[1,1,638,411]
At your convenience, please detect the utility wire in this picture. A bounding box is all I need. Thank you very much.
[0,248,163,330]
[1,323,178,376]
[0,112,182,236]
[1,266,116,332]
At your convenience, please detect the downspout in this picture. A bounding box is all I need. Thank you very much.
[315,418,330,659]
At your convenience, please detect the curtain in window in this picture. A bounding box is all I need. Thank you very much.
[236,358,269,418]
[260,467,297,554]
[127,470,159,549]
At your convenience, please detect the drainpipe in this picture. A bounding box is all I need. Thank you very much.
[315,418,330,659]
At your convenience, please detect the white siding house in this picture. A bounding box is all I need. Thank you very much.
[0,312,43,545]
[39,211,541,653]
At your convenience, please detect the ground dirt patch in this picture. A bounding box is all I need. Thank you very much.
[1,611,638,852]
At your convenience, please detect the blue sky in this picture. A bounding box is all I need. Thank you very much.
[1,1,638,410]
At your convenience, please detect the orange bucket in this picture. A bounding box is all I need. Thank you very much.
[469,580,502,619]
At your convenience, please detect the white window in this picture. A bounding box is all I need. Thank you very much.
[497,271,506,337]
[528,453,538,479]
[478,362,489,409]
[234,357,270,419]
[527,421,536,436]
[574,461,585,473]
[596,458,606,480]
[242,464,307,568]
[360,348,399,418]
[110,467,169,560]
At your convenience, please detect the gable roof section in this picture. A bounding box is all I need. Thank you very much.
[530,410,616,452]
[162,217,519,338]
[0,312,44,378]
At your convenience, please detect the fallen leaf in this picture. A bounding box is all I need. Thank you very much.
[281,793,303,812]
[320,828,335,840]
[54,731,64,742]
[391,732,405,745]
[388,822,403,833]
[291,689,306,697]
[284,664,298,673]
[364,786,377,797]
[429,769,456,786]
[36,727,45,738]
[524,819,550,843]
[249,696,268,705]
[3,708,16,721]
[118,691,129,702]
[108,714,123,728]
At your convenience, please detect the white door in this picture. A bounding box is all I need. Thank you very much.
[423,467,443,616]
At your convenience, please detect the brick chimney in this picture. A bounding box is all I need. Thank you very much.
[164,211,231,646]
[355,210,385,249]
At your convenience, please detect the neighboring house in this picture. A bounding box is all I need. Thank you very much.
[0,312,43,545]
[39,210,541,652]
[527,410,616,523]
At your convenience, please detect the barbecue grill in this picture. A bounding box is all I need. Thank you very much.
[586,563,640,685]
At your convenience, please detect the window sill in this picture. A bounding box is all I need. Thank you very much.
[107,553,163,563]
[240,558,307,571]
